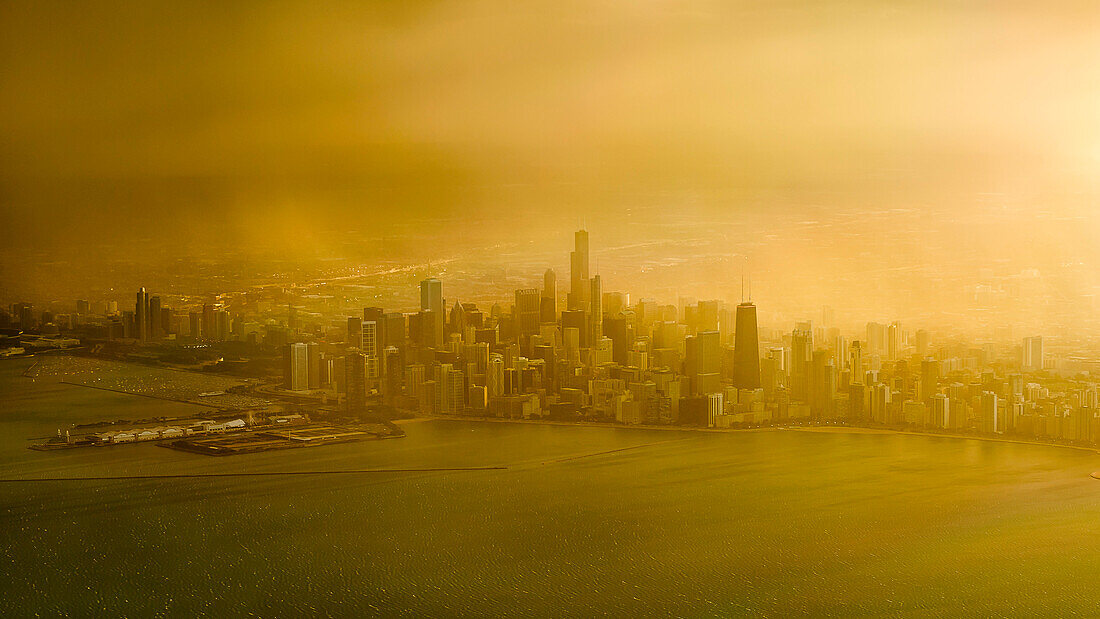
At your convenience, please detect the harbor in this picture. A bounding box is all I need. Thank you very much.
[21,355,406,455]
[162,422,404,456]
[32,416,404,455]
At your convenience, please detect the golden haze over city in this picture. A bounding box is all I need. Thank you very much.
[3,1,1100,617]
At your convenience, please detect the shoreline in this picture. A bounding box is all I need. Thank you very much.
[787,424,1100,455]
[404,414,774,434]
[882,428,1100,455]
[10,356,1098,459]
[402,415,1100,455]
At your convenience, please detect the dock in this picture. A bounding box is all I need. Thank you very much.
[162,422,405,456]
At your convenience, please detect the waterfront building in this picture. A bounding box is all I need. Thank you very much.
[439,363,464,414]
[346,352,367,414]
[685,330,720,396]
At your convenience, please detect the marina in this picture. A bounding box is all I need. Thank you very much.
[162,422,404,456]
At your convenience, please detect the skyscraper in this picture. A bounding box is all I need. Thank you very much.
[135,288,148,343]
[515,288,541,337]
[790,325,813,401]
[383,346,402,401]
[214,309,230,341]
[14,303,34,330]
[697,300,720,333]
[605,315,629,364]
[589,274,602,348]
[915,329,930,357]
[188,311,201,339]
[420,278,444,347]
[870,382,890,423]
[562,309,587,349]
[568,228,589,310]
[362,320,377,358]
[307,342,321,389]
[810,350,836,419]
[439,363,465,414]
[405,363,426,401]
[363,320,379,382]
[866,322,886,356]
[347,317,363,350]
[283,343,309,391]
[887,321,902,360]
[1022,336,1043,371]
[731,302,760,389]
[383,312,406,348]
[706,392,724,427]
[363,307,385,355]
[849,382,867,421]
[848,341,862,379]
[685,330,720,395]
[346,352,367,414]
[202,304,215,342]
[932,393,950,429]
[541,268,557,323]
[448,301,467,338]
[981,391,1000,433]
[920,358,940,405]
[487,353,505,397]
[149,296,162,339]
[563,327,581,362]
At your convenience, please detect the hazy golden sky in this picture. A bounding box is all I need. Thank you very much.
[3,0,1100,251]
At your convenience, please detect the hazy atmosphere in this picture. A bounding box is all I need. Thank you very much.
[5,1,1100,332]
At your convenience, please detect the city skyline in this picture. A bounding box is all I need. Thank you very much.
[4,227,1071,439]
[0,225,1062,346]
[5,2,1100,616]
[3,208,1099,339]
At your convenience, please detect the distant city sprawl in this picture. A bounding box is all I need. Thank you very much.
[3,230,1095,450]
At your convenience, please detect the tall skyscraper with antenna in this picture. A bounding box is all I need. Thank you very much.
[732,272,761,390]
[568,228,589,310]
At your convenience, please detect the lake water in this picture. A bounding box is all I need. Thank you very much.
[2,357,1099,617]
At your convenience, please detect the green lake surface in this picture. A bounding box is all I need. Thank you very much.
[2,357,1098,617]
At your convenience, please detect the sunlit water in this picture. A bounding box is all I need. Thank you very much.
[2,357,1099,617]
